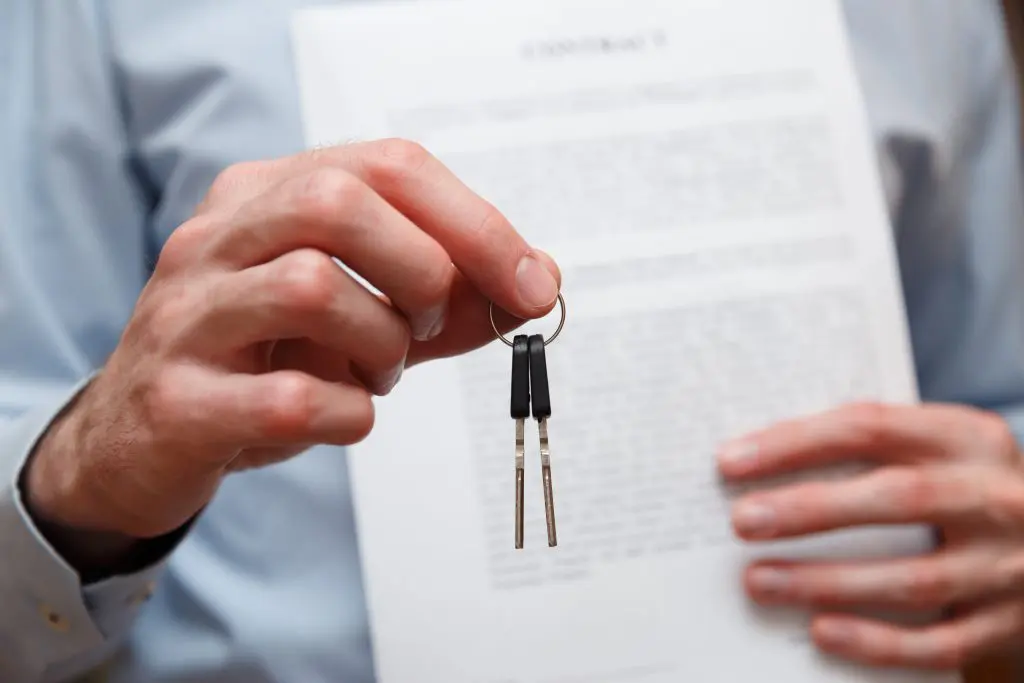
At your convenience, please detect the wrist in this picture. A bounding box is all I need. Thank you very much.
[22,391,144,580]
[24,397,113,530]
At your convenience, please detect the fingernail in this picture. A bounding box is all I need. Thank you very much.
[717,438,758,468]
[424,305,447,341]
[749,567,791,597]
[410,303,447,342]
[732,501,777,537]
[373,363,404,395]
[516,254,558,309]
[815,620,856,648]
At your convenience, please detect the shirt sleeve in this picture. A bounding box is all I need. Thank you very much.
[0,2,187,680]
[900,1,1024,447]
[0,384,177,682]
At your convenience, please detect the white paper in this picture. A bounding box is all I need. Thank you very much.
[290,2,959,681]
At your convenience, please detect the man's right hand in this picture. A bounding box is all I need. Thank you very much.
[25,139,561,547]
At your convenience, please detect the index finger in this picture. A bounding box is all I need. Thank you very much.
[716,402,975,482]
[313,139,562,320]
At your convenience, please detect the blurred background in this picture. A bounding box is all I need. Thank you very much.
[1008,0,1024,116]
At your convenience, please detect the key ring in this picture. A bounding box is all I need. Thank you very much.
[489,293,566,348]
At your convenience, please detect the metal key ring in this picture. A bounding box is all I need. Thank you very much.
[489,293,566,348]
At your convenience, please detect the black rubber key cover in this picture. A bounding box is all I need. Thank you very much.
[528,334,551,419]
[510,334,531,419]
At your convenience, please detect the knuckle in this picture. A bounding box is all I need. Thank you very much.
[277,249,339,313]
[473,202,512,239]
[372,138,432,180]
[416,252,455,307]
[993,552,1024,593]
[989,476,1024,527]
[140,367,186,433]
[792,482,830,518]
[134,283,199,354]
[977,412,1018,460]
[262,373,317,439]
[293,168,366,226]
[903,564,952,606]
[206,161,262,202]
[841,401,893,449]
[877,467,938,519]
[797,569,836,602]
[156,217,211,274]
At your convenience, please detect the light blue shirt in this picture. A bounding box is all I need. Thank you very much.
[2,1,1023,681]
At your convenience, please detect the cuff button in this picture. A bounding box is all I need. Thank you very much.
[39,604,70,633]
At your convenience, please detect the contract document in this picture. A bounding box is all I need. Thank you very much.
[291,1,958,681]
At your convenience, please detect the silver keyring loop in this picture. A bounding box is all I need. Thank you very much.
[489,293,566,348]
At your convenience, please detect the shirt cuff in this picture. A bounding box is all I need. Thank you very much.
[0,378,174,677]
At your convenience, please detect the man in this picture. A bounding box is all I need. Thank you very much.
[1,1,1023,681]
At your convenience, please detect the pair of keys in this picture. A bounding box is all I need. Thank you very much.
[491,294,566,550]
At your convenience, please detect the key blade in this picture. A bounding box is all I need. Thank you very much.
[515,418,525,549]
[538,418,557,547]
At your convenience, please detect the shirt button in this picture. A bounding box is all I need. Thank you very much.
[39,604,70,633]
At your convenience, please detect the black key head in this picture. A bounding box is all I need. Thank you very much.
[510,334,531,419]
[528,334,551,419]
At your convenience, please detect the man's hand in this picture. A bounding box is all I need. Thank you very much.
[26,139,561,544]
[718,402,1024,671]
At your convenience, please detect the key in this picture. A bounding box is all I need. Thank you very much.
[510,334,530,550]
[528,334,557,547]
[490,292,567,550]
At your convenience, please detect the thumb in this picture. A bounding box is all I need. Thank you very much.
[407,251,561,366]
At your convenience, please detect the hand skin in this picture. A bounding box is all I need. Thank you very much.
[718,401,1024,671]
[23,139,561,578]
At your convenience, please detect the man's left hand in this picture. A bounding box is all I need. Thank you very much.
[718,402,1024,670]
